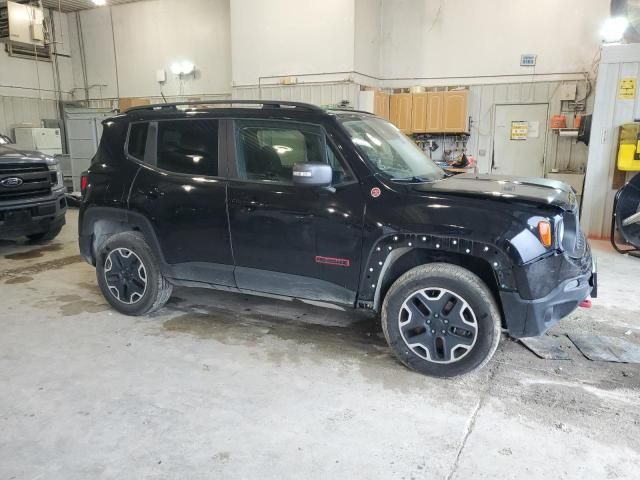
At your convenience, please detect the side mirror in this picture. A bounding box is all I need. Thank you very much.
[292,162,332,187]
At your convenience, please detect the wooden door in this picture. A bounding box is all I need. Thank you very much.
[425,92,444,133]
[373,91,389,120]
[390,94,413,133]
[443,90,468,133]
[411,93,428,133]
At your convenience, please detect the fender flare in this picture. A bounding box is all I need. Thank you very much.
[80,206,168,267]
[358,233,517,311]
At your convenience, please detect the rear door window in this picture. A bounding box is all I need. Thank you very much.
[156,120,219,176]
[127,123,148,160]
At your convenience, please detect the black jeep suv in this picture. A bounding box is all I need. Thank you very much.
[79,101,595,377]
[0,144,67,242]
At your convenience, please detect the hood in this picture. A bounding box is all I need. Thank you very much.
[0,145,55,165]
[413,173,578,211]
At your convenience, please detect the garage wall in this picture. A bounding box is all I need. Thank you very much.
[467,80,593,175]
[354,0,382,79]
[582,44,640,238]
[0,10,74,101]
[68,0,232,100]
[230,0,356,87]
[380,0,609,85]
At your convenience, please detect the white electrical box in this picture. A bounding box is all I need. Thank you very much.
[14,128,63,156]
[559,83,577,101]
[0,1,45,46]
[156,69,166,83]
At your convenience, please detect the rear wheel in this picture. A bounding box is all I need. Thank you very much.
[381,263,501,377]
[96,231,172,316]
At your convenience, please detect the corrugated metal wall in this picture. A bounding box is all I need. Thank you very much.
[582,45,640,239]
[467,81,592,175]
[232,83,360,108]
[0,96,60,139]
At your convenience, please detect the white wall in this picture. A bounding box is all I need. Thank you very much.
[230,0,356,87]
[354,0,382,78]
[0,9,74,100]
[69,0,231,100]
[380,0,609,85]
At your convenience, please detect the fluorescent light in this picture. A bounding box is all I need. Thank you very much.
[92,0,107,6]
[601,16,629,43]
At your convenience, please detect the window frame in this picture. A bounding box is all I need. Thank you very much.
[125,117,225,179]
[124,121,154,164]
[228,118,357,187]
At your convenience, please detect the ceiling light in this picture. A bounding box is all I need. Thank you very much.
[601,16,629,43]
[92,0,107,6]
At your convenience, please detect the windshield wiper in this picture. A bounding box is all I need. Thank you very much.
[390,176,431,183]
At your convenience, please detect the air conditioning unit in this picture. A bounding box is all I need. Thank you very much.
[0,1,45,47]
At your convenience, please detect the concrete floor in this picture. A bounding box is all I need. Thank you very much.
[1,209,639,480]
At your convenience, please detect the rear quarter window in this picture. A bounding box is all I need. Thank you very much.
[127,123,148,160]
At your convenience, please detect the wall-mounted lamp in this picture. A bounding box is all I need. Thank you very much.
[170,61,196,76]
[601,16,629,43]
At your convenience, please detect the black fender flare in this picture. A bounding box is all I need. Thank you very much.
[358,233,517,311]
[79,206,168,268]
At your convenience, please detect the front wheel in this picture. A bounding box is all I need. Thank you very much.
[381,263,501,378]
[96,231,173,316]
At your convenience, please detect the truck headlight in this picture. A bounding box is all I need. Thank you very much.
[48,162,65,190]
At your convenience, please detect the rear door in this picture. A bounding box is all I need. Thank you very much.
[226,118,365,305]
[128,118,235,287]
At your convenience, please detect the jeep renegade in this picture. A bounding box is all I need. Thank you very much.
[78,101,596,377]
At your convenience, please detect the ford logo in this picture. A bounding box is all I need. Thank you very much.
[0,177,23,188]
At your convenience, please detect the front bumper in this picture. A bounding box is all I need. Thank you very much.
[0,190,67,239]
[500,248,596,338]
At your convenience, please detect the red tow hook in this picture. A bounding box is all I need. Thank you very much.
[579,299,593,308]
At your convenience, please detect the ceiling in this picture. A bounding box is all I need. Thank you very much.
[39,0,149,13]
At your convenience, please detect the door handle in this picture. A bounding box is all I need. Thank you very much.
[144,185,161,199]
[230,198,264,210]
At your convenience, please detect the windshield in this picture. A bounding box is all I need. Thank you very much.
[338,114,445,182]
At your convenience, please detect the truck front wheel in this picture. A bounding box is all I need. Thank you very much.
[381,263,501,378]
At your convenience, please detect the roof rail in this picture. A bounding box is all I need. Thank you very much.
[125,100,325,114]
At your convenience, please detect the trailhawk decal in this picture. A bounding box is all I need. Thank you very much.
[315,256,351,267]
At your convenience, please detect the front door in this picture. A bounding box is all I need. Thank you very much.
[492,103,549,178]
[128,118,235,287]
[226,118,364,305]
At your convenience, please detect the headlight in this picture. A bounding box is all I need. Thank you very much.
[48,162,65,190]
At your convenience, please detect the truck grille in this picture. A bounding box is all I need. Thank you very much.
[0,163,53,201]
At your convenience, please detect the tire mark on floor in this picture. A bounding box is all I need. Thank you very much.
[0,255,83,279]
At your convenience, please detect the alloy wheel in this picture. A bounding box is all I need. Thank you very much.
[398,287,478,364]
[104,248,148,304]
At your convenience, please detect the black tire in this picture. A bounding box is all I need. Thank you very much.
[381,263,501,378]
[27,225,63,243]
[96,231,173,316]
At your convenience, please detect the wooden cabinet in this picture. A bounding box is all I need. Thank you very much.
[425,92,444,133]
[373,91,390,120]
[389,93,413,133]
[411,93,428,132]
[442,90,468,133]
